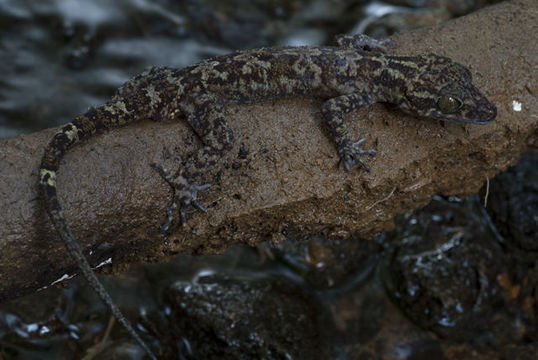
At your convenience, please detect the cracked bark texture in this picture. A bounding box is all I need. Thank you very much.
[0,0,536,301]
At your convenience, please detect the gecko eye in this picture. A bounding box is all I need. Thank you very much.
[438,94,462,113]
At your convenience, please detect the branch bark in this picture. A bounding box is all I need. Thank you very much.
[0,0,536,301]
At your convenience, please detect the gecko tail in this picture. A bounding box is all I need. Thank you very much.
[63,233,157,360]
[39,182,157,359]
[39,109,157,359]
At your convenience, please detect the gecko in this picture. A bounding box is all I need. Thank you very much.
[39,34,496,359]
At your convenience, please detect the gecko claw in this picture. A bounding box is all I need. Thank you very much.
[152,162,212,232]
[171,183,211,231]
[335,34,394,53]
[340,138,376,172]
[180,206,187,227]
[161,183,211,232]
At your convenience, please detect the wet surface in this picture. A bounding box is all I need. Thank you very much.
[163,275,323,359]
[383,196,513,342]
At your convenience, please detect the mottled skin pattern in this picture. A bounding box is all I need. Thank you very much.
[39,35,496,358]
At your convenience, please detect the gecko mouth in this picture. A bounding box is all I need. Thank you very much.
[473,102,497,124]
[463,85,497,124]
[472,109,496,124]
[458,101,497,124]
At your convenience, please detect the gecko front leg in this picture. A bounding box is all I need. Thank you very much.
[154,96,235,232]
[322,93,378,171]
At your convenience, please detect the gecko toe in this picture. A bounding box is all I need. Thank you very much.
[192,199,207,213]
[358,159,371,172]
[196,183,212,192]
[161,219,173,233]
[180,206,187,226]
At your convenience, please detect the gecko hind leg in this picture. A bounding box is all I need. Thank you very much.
[151,162,211,232]
[152,98,235,232]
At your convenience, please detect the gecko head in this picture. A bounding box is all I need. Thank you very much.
[399,54,496,124]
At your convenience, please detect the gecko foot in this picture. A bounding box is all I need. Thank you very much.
[335,34,394,53]
[151,162,211,232]
[339,139,376,172]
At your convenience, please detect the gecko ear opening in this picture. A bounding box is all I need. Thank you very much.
[438,94,463,113]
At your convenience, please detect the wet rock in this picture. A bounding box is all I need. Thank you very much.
[163,274,325,359]
[483,149,538,263]
[275,233,379,290]
[381,196,534,347]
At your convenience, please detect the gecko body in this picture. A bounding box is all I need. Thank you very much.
[39,35,496,358]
